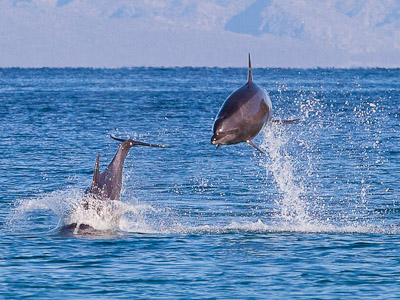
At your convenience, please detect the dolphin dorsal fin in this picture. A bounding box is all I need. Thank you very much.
[92,153,100,189]
[248,53,253,83]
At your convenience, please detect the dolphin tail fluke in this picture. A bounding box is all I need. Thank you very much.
[272,119,300,125]
[247,140,266,155]
[110,134,169,148]
[248,53,253,83]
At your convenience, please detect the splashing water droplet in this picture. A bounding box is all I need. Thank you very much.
[260,125,312,228]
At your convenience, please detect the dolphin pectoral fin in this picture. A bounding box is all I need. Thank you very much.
[246,140,266,154]
[272,119,300,125]
[216,144,220,149]
[110,134,169,148]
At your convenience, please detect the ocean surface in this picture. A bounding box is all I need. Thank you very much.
[0,67,399,299]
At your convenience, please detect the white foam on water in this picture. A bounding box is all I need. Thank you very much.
[10,188,165,234]
[174,219,399,235]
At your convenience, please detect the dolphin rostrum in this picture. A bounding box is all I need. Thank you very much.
[211,54,298,154]
[85,134,168,201]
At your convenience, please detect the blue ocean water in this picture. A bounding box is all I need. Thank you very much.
[0,67,399,299]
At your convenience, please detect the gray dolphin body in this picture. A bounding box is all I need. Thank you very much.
[85,135,167,201]
[211,54,298,153]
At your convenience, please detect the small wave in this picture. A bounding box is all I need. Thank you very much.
[172,219,398,235]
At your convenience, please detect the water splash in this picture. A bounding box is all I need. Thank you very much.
[255,84,398,233]
[260,125,312,226]
[10,188,166,235]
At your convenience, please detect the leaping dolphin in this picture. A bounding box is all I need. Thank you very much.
[85,134,168,201]
[211,54,298,154]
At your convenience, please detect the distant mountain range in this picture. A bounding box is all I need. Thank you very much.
[1,0,400,67]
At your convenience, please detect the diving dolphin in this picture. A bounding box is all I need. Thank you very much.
[211,54,298,153]
[61,135,167,234]
[85,134,168,201]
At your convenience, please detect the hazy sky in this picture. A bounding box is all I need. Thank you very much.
[1,0,400,67]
